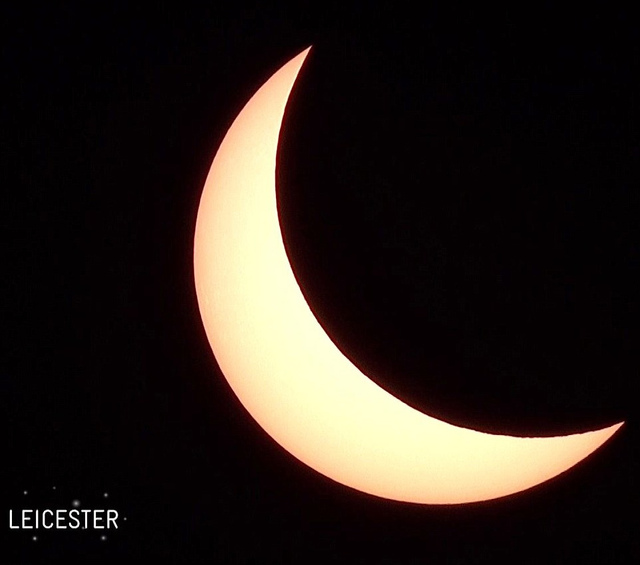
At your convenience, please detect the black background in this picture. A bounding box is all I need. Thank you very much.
[3,2,638,563]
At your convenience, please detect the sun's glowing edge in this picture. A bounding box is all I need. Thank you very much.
[193,47,624,504]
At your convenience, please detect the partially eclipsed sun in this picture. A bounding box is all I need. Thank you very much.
[193,47,623,504]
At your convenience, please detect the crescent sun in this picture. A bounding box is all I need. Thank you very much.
[193,47,623,504]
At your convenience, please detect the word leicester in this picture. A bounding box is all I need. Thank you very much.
[9,509,118,530]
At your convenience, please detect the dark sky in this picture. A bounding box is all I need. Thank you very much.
[3,3,638,563]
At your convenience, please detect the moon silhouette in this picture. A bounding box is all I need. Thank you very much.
[193,47,623,504]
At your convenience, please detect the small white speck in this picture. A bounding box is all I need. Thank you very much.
[52,486,56,490]
[103,492,108,498]
[72,499,81,508]
[123,517,127,521]
[32,535,38,541]
[23,490,28,495]
[101,535,107,541]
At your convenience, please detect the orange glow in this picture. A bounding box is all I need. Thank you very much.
[193,48,623,504]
